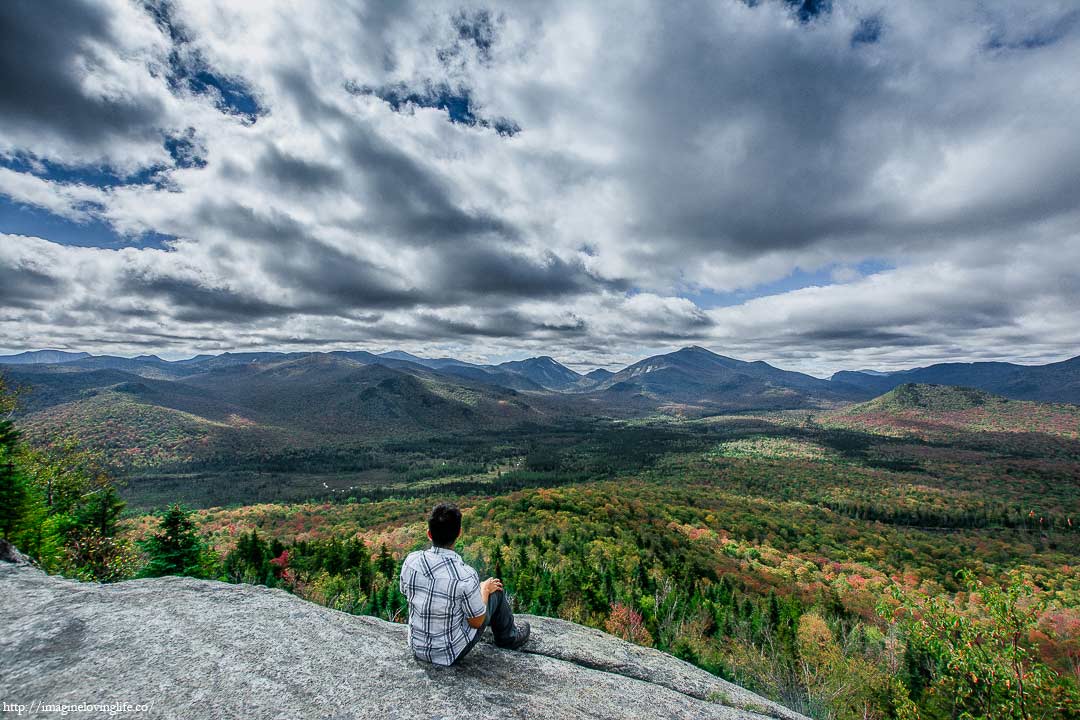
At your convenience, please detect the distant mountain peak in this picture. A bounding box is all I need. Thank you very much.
[378,350,423,361]
[375,350,478,370]
[0,350,91,365]
[496,356,582,390]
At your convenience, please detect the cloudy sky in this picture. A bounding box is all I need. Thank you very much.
[2,0,1079,375]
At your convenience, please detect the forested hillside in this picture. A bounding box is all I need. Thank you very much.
[116,384,1080,719]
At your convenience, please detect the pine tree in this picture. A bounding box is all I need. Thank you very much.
[347,539,373,593]
[0,417,58,568]
[141,504,209,578]
[0,418,31,542]
[224,529,273,584]
[377,544,394,578]
[767,591,781,630]
[75,485,126,538]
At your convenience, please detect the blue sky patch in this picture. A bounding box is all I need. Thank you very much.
[740,1,832,25]
[164,128,207,169]
[0,195,172,249]
[852,16,882,46]
[786,0,832,24]
[0,154,161,188]
[145,0,263,122]
[351,82,520,136]
[182,69,262,121]
[683,259,893,309]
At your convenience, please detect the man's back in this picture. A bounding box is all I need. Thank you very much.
[399,546,487,666]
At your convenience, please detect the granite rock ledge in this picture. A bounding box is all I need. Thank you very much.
[0,546,808,720]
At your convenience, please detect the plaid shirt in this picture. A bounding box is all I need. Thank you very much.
[399,546,487,666]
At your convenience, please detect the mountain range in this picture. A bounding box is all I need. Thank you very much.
[0,348,585,392]
[831,355,1080,405]
[1,344,1076,474]
[3,346,1078,407]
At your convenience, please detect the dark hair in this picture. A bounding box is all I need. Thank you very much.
[428,503,462,547]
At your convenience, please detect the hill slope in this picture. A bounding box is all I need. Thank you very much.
[0,552,805,720]
[847,383,998,412]
[7,355,550,470]
[19,390,287,469]
[595,346,865,410]
[824,383,1080,446]
[832,355,1080,404]
[176,355,543,436]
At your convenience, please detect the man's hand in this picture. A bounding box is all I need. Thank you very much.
[468,578,502,629]
[480,577,503,603]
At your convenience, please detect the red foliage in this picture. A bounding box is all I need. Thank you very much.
[270,550,290,578]
[605,602,653,647]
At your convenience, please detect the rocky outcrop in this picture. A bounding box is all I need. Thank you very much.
[0,538,32,564]
[0,552,807,720]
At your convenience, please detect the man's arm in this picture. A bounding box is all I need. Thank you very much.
[398,556,410,597]
[466,577,503,629]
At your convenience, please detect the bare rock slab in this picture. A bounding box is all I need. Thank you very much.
[0,558,807,720]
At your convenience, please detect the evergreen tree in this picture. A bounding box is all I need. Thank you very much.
[346,539,373,593]
[767,591,781,632]
[0,417,32,542]
[0,401,56,566]
[141,504,211,578]
[0,378,133,580]
[74,485,126,538]
[224,529,272,584]
[377,544,394,577]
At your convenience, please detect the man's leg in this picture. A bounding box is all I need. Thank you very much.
[484,590,520,647]
[452,592,496,665]
[452,590,527,664]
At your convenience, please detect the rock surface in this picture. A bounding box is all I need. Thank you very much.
[1,553,807,720]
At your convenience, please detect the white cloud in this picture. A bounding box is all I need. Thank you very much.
[1,0,1079,373]
[0,169,108,221]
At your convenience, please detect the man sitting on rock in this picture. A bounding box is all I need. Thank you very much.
[399,502,531,666]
